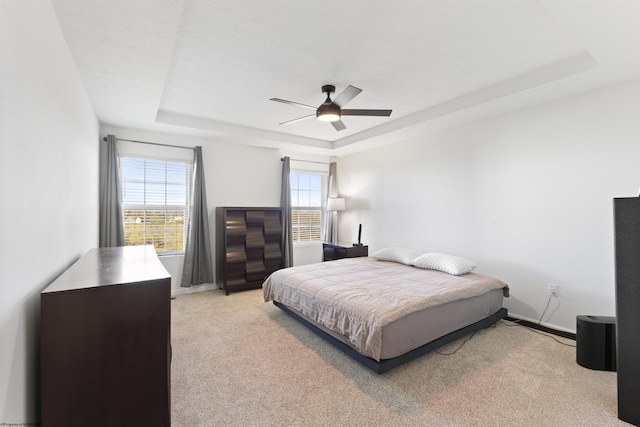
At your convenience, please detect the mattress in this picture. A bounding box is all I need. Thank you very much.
[263,257,508,361]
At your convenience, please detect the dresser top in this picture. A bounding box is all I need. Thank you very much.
[42,245,170,294]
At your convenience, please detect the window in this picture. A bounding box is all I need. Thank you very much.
[290,172,327,243]
[120,156,191,254]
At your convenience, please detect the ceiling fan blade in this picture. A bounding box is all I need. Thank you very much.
[333,85,362,108]
[270,98,316,110]
[331,120,347,131]
[341,109,392,117]
[279,114,315,126]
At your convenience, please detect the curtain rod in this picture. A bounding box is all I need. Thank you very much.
[281,157,330,165]
[103,136,194,151]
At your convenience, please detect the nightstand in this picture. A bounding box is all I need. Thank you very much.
[322,243,368,261]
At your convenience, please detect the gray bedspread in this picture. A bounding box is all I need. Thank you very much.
[263,257,508,361]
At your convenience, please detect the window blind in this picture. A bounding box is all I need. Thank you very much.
[290,172,327,243]
[120,156,191,254]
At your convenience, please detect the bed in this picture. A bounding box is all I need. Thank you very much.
[263,250,509,373]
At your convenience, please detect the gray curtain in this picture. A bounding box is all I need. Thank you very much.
[99,134,125,247]
[281,157,293,268]
[181,146,214,287]
[323,162,338,243]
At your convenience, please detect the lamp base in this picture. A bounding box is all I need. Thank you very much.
[353,243,363,246]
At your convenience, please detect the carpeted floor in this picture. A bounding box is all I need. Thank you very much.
[170,289,628,426]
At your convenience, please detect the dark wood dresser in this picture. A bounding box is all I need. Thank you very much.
[216,207,284,295]
[40,245,171,427]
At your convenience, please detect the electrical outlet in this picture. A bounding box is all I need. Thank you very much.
[548,283,559,296]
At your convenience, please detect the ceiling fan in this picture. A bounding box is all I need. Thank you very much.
[270,84,392,131]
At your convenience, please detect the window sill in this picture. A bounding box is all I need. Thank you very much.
[158,252,185,258]
[293,241,323,248]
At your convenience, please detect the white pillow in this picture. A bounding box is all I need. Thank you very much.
[371,247,422,265]
[410,253,476,275]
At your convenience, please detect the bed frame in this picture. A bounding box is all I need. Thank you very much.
[274,301,507,374]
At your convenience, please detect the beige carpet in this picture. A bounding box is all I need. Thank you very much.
[170,289,628,427]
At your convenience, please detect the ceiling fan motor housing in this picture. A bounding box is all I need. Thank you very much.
[317,102,340,118]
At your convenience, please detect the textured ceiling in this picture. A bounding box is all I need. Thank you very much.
[52,0,640,155]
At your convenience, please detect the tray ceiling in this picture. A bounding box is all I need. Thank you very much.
[52,0,640,155]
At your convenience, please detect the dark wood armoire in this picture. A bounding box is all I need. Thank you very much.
[613,197,640,426]
[216,207,284,295]
[41,245,171,427]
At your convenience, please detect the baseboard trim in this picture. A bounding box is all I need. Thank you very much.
[171,283,219,297]
[505,316,576,340]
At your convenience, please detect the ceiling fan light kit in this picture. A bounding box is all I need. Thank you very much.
[316,110,341,122]
[271,84,392,131]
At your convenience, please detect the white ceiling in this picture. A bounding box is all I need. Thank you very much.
[52,0,640,156]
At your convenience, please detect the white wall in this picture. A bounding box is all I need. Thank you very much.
[101,126,329,293]
[0,1,100,423]
[338,79,640,333]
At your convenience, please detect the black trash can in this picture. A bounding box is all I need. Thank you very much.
[576,315,616,372]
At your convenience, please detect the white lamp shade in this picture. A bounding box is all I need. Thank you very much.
[327,197,346,211]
